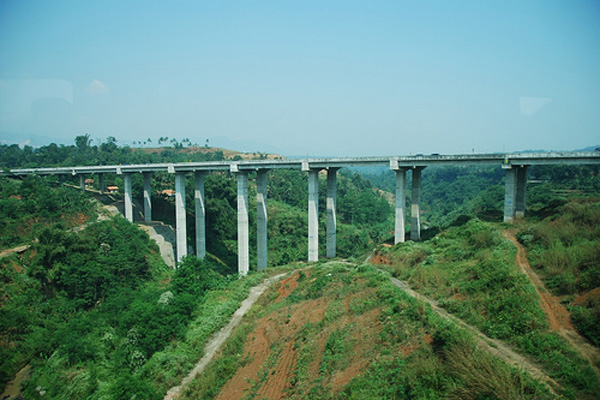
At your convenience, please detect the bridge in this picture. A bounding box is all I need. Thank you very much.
[6,151,600,274]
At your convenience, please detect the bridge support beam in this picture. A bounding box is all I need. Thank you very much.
[98,173,105,195]
[175,172,187,263]
[194,172,206,260]
[124,173,133,222]
[308,169,319,262]
[515,166,528,218]
[394,168,407,244]
[143,172,152,222]
[80,175,85,192]
[257,169,268,270]
[411,167,424,240]
[237,172,249,275]
[326,168,338,258]
[504,165,528,222]
[503,167,516,223]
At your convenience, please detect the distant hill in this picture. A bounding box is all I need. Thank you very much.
[131,146,286,161]
[577,145,600,152]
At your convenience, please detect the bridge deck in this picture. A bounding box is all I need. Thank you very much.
[4,151,599,176]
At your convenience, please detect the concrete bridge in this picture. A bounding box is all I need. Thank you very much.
[6,151,600,274]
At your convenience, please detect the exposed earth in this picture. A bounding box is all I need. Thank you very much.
[503,230,600,378]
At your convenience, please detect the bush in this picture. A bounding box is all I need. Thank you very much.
[570,303,600,347]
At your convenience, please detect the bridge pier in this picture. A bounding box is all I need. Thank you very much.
[308,168,319,262]
[80,175,85,192]
[257,170,268,270]
[175,172,187,263]
[143,172,152,222]
[393,167,407,244]
[124,173,133,222]
[503,167,516,223]
[411,167,424,240]
[195,172,206,260]
[515,166,528,218]
[503,165,528,222]
[326,168,338,258]
[237,171,249,275]
[98,173,104,195]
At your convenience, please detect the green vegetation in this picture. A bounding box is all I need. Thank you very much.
[518,198,600,347]
[376,214,600,399]
[0,135,229,169]
[0,215,280,398]
[0,175,95,249]
[362,164,600,229]
[0,216,166,394]
[2,139,599,398]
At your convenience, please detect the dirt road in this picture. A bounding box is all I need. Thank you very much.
[502,230,600,378]
[164,272,288,400]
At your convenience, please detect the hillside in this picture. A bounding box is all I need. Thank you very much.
[171,199,600,399]
[1,139,599,399]
[177,264,557,399]
[132,146,285,161]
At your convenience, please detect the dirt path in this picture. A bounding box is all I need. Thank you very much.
[0,244,31,259]
[502,230,600,377]
[0,364,31,400]
[0,202,117,260]
[164,272,288,400]
[502,231,573,331]
[386,275,561,394]
[138,221,177,269]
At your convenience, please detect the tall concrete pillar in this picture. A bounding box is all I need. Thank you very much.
[175,172,187,263]
[98,173,105,195]
[237,172,249,275]
[503,167,517,223]
[308,169,319,262]
[257,169,268,270]
[143,172,152,222]
[394,168,407,244]
[194,172,206,260]
[80,175,86,192]
[515,166,528,218]
[411,167,423,241]
[326,168,337,258]
[124,173,133,222]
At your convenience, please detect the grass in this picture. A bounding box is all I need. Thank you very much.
[141,265,296,394]
[520,198,600,347]
[376,215,600,399]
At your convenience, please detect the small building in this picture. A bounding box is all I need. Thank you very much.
[85,178,94,186]
[107,186,119,194]
[159,189,175,197]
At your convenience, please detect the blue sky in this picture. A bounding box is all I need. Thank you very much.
[1,1,599,156]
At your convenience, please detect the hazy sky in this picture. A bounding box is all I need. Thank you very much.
[1,1,599,156]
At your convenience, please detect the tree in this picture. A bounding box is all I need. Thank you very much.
[75,134,92,151]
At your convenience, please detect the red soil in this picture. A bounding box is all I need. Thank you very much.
[214,273,382,400]
[274,273,300,303]
[503,230,600,378]
[400,333,434,357]
[502,231,574,331]
[575,287,600,306]
[369,253,391,265]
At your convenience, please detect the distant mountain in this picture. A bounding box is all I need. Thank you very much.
[515,145,599,153]
[576,145,600,152]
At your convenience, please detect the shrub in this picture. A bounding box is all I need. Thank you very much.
[570,303,600,347]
